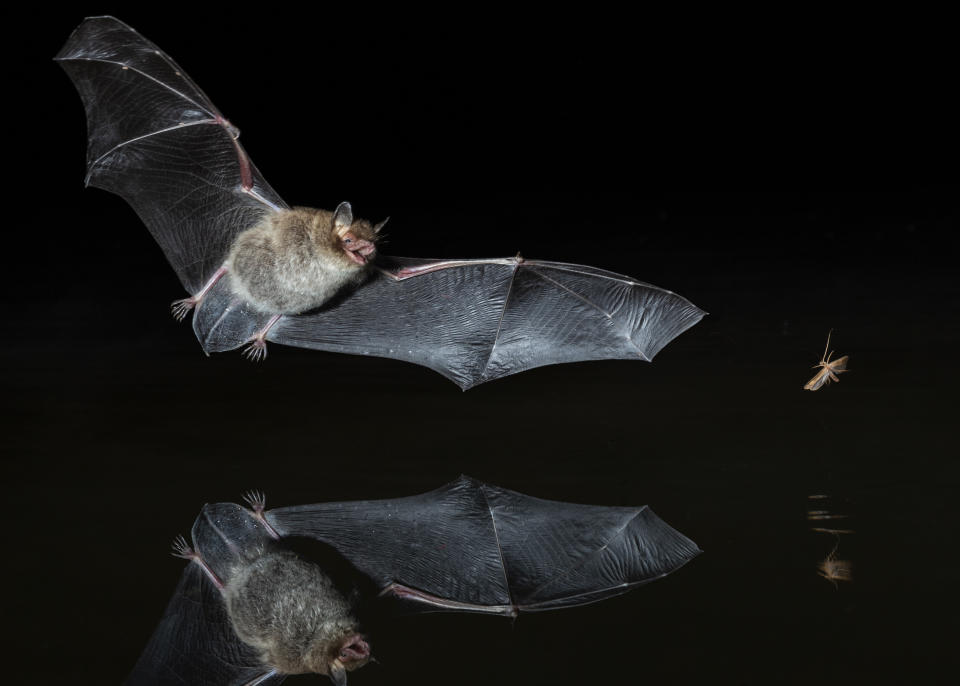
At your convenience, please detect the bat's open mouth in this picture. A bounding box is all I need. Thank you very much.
[345,241,376,266]
[339,634,371,661]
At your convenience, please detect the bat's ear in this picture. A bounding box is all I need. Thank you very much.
[333,201,353,236]
[373,217,389,234]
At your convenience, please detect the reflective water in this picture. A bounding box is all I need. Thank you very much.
[6,190,955,685]
[15,13,956,683]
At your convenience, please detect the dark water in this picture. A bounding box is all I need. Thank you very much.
[7,197,956,685]
[8,10,958,686]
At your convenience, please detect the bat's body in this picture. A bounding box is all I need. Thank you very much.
[224,206,380,316]
[184,204,383,359]
[126,477,700,686]
[221,548,370,683]
[56,16,705,389]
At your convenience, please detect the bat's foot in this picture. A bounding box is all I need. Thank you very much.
[170,267,228,321]
[243,489,281,539]
[241,314,281,362]
[171,535,225,589]
[171,535,195,559]
[242,338,268,362]
[243,490,267,513]
[170,297,196,322]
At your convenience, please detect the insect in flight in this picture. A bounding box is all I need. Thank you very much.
[804,330,849,391]
[817,543,853,588]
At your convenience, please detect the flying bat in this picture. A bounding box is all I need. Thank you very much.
[123,476,700,685]
[56,16,705,389]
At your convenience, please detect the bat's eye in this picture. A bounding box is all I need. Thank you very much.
[343,238,353,244]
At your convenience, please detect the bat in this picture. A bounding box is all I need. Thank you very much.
[55,16,705,390]
[803,330,849,391]
[123,476,701,685]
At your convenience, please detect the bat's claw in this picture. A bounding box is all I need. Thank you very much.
[242,338,268,362]
[170,297,196,322]
[171,535,226,588]
[171,535,194,559]
[243,489,267,513]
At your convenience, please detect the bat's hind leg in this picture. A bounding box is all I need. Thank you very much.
[243,490,281,539]
[170,266,227,321]
[242,314,282,362]
[170,299,194,321]
[171,535,224,589]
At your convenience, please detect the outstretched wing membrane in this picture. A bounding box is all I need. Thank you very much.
[123,563,283,686]
[56,15,286,294]
[258,257,705,390]
[266,475,701,614]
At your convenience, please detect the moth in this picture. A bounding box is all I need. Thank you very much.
[817,544,853,588]
[806,510,849,521]
[804,330,849,391]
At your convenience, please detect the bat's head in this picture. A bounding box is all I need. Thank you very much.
[331,201,384,268]
[314,631,371,686]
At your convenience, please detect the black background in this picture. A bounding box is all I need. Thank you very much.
[5,7,958,685]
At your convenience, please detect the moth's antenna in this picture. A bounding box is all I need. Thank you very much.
[822,328,833,363]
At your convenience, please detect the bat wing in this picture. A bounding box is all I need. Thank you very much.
[123,563,284,686]
[265,475,701,615]
[125,483,696,681]
[192,256,705,390]
[58,17,703,388]
[124,502,283,686]
[55,16,286,295]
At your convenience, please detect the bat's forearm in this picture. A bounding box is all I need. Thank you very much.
[377,257,523,281]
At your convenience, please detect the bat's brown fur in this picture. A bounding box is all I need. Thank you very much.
[224,549,370,678]
[226,204,381,314]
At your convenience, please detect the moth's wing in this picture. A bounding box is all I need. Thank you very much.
[250,257,705,389]
[265,475,700,615]
[804,366,830,391]
[123,563,283,686]
[56,16,287,295]
[829,355,849,372]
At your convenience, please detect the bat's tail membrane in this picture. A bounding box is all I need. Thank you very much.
[190,502,277,586]
[192,279,279,353]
